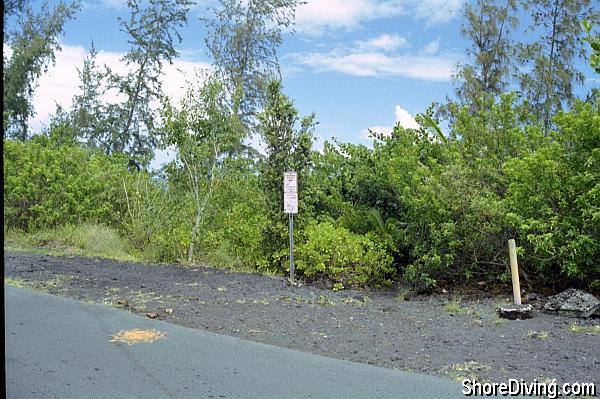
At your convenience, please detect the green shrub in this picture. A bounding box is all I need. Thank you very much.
[120,173,173,252]
[504,100,600,285]
[3,139,133,230]
[207,168,268,268]
[296,221,393,285]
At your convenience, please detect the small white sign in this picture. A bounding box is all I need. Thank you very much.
[283,172,298,214]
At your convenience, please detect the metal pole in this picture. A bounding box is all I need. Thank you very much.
[289,213,294,284]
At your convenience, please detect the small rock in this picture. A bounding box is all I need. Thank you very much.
[146,312,159,319]
[165,308,173,314]
[117,298,129,307]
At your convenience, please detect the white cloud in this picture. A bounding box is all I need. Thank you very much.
[295,0,464,34]
[4,44,13,59]
[412,0,464,25]
[313,134,326,153]
[360,105,419,142]
[150,146,176,170]
[296,50,459,81]
[295,0,396,33]
[394,105,419,129]
[98,0,127,10]
[357,34,409,52]
[420,38,440,56]
[28,44,211,132]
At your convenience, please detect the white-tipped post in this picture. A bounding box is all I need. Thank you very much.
[508,239,521,305]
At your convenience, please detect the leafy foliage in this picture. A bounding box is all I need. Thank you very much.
[505,99,600,283]
[296,221,393,286]
[4,138,133,230]
[161,75,240,262]
[258,80,315,271]
[194,162,268,269]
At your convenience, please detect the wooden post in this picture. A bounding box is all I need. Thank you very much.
[508,239,521,305]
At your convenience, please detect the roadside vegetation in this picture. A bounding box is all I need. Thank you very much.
[3,0,600,293]
[5,224,139,262]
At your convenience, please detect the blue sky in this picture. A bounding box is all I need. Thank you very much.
[19,0,599,161]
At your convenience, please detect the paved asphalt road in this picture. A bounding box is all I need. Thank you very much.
[6,285,478,399]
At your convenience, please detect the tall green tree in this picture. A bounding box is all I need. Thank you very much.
[258,80,315,270]
[3,1,80,139]
[161,76,240,263]
[83,0,192,161]
[203,0,301,130]
[68,43,112,146]
[518,0,599,133]
[454,0,518,111]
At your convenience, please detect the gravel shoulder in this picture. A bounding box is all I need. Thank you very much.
[4,251,599,387]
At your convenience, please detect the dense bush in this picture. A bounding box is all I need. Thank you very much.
[3,138,135,230]
[193,161,269,269]
[296,221,393,286]
[505,100,600,286]
[304,95,598,290]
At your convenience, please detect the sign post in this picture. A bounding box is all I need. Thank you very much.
[283,172,298,284]
[508,239,521,305]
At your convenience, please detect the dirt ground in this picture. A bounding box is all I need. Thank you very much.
[4,251,599,387]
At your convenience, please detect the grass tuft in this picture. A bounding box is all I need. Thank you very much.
[568,323,600,335]
[444,361,491,382]
[443,301,464,314]
[4,276,31,289]
[442,296,483,318]
[527,330,549,340]
[4,275,72,293]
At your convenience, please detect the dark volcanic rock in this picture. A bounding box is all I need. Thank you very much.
[544,289,600,318]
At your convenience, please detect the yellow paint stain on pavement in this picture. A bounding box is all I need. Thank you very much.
[110,328,167,345]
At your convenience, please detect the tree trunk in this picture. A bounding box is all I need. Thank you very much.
[186,161,217,264]
[187,197,202,263]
